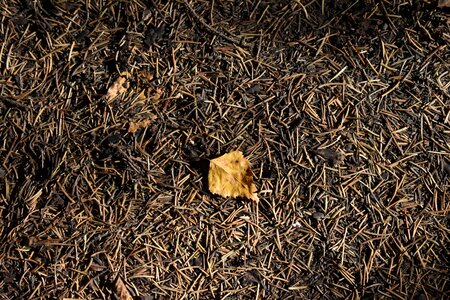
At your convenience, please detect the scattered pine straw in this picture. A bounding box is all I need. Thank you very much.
[0,0,449,299]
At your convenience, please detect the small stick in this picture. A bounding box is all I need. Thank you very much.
[0,97,30,110]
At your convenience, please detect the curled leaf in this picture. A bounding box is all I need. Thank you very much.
[208,151,259,202]
[26,188,42,212]
[115,277,133,300]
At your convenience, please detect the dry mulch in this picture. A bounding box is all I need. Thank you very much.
[0,0,449,299]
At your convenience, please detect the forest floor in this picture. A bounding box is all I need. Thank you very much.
[0,0,449,299]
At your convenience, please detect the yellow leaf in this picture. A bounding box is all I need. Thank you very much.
[208,151,259,202]
[115,277,133,300]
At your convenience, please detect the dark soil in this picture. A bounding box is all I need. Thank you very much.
[0,0,449,299]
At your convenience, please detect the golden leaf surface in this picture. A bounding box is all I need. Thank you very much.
[208,151,259,202]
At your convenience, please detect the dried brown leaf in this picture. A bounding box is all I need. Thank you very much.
[443,160,450,175]
[315,148,343,166]
[128,114,156,133]
[116,277,133,300]
[106,72,131,101]
[26,188,42,212]
[438,0,450,7]
[208,151,258,201]
[139,70,154,81]
[137,88,163,102]
[147,88,163,102]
